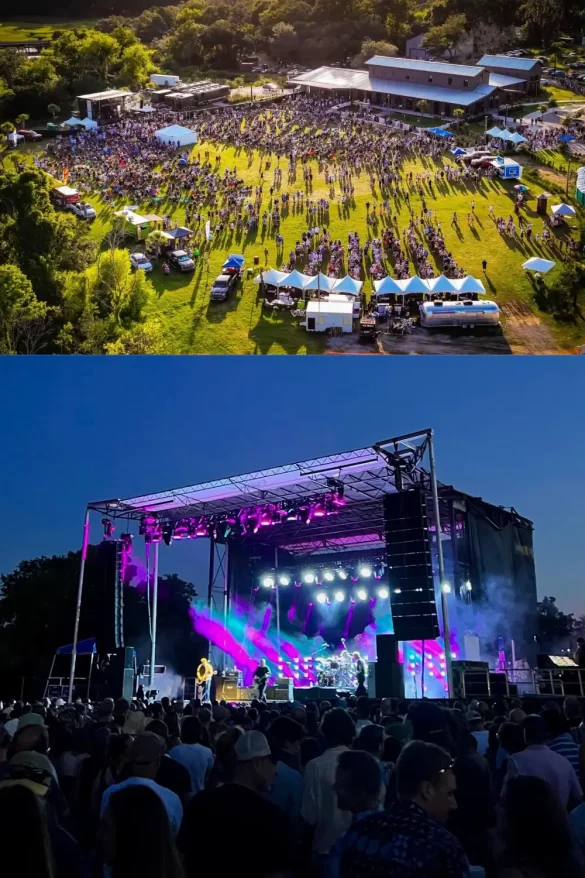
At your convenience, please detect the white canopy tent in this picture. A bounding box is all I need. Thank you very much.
[303,272,335,292]
[522,257,556,273]
[551,203,576,217]
[330,275,363,295]
[400,276,431,294]
[373,276,403,294]
[155,124,198,147]
[62,117,83,127]
[254,268,288,286]
[279,269,311,289]
[427,274,457,294]
[80,117,98,130]
[453,276,486,295]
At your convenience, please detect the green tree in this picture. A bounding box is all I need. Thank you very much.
[47,103,61,121]
[422,13,467,57]
[0,122,15,167]
[416,99,429,120]
[521,0,564,46]
[453,106,465,124]
[0,264,47,354]
[269,22,298,62]
[352,38,398,68]
[118,44,155,88]
[78,32,120,83]
[104,317,169,354]
[111,25,139,49]
[14,113,29,129]
[537,596,576,649]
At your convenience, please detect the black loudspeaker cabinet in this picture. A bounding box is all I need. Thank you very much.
[374,634,404,699]
[383,491,439,642]
[95,540,125,653]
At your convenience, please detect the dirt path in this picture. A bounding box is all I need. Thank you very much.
[324,302,563,354]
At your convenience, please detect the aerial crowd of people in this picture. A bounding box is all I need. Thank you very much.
[2,690,585,878]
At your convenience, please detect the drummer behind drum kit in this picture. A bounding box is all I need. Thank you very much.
[315,640,366,690]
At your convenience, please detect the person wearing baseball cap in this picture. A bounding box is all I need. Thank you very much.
[178,731,290,877]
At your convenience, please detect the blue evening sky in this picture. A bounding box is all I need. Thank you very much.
[0,357,583,612]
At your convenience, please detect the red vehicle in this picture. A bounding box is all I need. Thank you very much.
[17,129,42,141]
[51,186,81,209]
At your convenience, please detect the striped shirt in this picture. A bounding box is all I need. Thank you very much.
[548,733,581,782]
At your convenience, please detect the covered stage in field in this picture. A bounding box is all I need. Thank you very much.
[71,433,538,703]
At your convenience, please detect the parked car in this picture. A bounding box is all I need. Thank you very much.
[17,129,42,141]
[168,249,195,271]
[68,201,96,219]
[210,272,238,301]
[130,252,153,272]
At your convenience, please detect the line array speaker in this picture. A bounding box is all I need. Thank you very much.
[374,634,404,699]
[95,540,125,654]
[383,490,439,642]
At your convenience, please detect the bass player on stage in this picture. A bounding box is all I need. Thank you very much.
[253,658,270,702]
[196,656,214,702]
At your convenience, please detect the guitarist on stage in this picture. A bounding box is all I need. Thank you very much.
[253,658,270,702]
[196,656,214,702]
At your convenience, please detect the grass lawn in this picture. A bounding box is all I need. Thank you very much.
[0,18,95,41]
[541,85,584,103]
[388,113,445,128]
[12,131,582,353]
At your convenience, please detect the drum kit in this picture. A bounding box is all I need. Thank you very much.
[315,646,364,690]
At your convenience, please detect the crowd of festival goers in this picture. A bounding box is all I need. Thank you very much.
[3,692,585,877]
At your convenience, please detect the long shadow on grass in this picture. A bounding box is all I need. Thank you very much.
[248,310,325,355]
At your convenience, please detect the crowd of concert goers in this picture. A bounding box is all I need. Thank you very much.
[2,691,585,877]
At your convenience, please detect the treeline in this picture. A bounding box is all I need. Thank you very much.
[2,0,176,18]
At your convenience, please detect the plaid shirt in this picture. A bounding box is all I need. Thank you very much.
[337,800,470,878]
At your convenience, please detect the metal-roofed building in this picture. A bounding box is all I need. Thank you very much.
[477,55,541,93]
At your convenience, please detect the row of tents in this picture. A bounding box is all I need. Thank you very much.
[486,127,527,144]
[254,269,363,294]
[254,268,488,296]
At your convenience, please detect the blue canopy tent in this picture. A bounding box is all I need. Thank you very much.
[429,127,453,138]
[222,254,245,271]
[558,135,575,143]
[45,638,97,700]
[451,147,466,156]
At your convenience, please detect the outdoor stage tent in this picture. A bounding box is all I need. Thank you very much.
[74,434,539,704]
[155,124,198,146]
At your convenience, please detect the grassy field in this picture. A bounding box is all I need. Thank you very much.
[0,18,95,41]
[13,128,582,353]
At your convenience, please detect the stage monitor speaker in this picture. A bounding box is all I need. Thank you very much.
[121,647,135,701]
[374,634,404,699]
[383,490,439,642]
[94,540,125,654]
[265,685,292,701]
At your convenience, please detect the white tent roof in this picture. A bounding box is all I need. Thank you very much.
[522,257,556,273]
[80,117,98,129]
[374,276,403,294]
[254,269,288,285]
[330,275,363,294]
[508,131,526,144]
[551,203,576,216]
[63,117,83,126]
[155,124,198,144]
[306,300,353,315]
[400,276,431,293]
[427,274,457,293]
[303,272,335,291]
[453,276,486,294]
[280,269,311,289]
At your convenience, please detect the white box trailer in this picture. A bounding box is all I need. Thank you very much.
[306,299,354,332]
[150,74,181,87]
[419,300,500,328]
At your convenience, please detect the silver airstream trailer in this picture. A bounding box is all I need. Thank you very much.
[419,300,500,328]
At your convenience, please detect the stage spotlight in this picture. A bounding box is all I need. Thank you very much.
[101,518,115,539]
[377,587,389,599]
[334,590,345,602]
[465,580,472,591]
[316,591,328,604]
[356,588,368,601]
[359,566,372,578]
[162,523,174,546]
[278,575,290,586]
[441,583,452,594]
[323,571,335,582]
[303,573,316,584]
[394,588,402,594]
[262,576,275,588]
[337,569,348,580]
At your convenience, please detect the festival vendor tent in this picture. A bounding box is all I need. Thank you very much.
[222,254,245,270]
[80,117,98,130]
[155,124,198,147]
[62,116,83,127]
[558,134,575,143]
[487,126,505,138]
[44,637,97,699]
[330,275,363,295]
[373,276,403,295]
[453,276,486,295]
[303,272,335,292]
[305,299,354,333]
[551,203,576,217]
[522,257,556,273]
[450,147,466,156]
[253,269,287,286]
[428,127,453,138]
[279,269,311,289]
[507,131,527,145]
[489,157,522,179]
[400,276,431,294]
[427,274,457,294]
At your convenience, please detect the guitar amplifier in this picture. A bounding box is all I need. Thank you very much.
[266,682,292,701]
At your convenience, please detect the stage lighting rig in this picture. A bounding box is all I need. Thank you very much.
[323,571,335,582]
[262,576,275,588]
[359,565,372,578]
[356,588,368,601]
[303,572,316,584]
[278,575,290,586]
[139,514,162,544]
[334,590,345,602]
[337,569,348,580]
[377,587,389,599]
[316,592,328,604]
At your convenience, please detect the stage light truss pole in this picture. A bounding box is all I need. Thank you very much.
[68,509,90,703]
[222,543,229,673]
[275,548,281,663]
[428,429,453,698]
[149,540,159,688]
